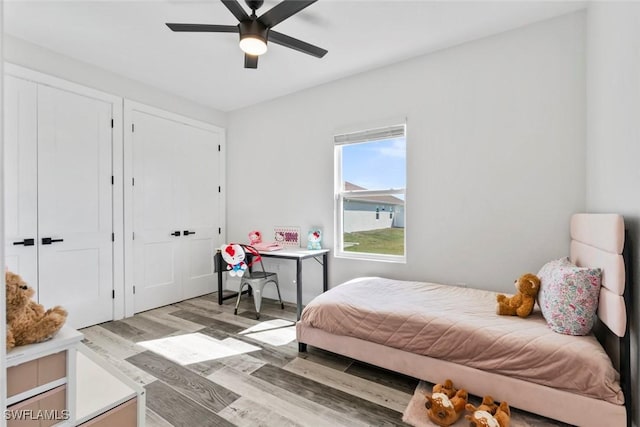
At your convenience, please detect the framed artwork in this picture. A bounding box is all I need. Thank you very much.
[274,226,300,247]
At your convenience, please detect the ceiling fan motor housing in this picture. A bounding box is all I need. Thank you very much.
[239,20,269,44]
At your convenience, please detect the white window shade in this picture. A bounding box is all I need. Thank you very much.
[334,124,405,145]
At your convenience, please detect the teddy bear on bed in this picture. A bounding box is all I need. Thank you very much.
[6,270,67,350]
[466,399,511,427]
[496,273,541,318]
[424,379,468,427]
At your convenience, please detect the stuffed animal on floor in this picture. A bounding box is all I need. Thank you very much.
[424,379,468,427]
[496,273,541,318]
[6,270,67,350]
[466,395,499,415]
[465,400,511,427]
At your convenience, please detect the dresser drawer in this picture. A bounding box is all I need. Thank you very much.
[7,352,66,398]
[6,385,67,427]
[78,397,137,427]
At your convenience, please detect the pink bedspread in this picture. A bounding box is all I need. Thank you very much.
[299,277,623,404]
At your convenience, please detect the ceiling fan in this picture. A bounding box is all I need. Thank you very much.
[166,0,328,69]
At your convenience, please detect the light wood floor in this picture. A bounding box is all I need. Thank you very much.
[80,292,570,427]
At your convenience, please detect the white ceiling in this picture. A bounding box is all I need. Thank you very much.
[5,0,586,112]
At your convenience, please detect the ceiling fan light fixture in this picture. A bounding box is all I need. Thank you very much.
[239,20,268,56]
[239,35,267,55]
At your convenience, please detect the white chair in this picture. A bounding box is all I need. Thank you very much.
[225,244,284,319]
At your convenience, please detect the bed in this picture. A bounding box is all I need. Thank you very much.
[296,214,631,427]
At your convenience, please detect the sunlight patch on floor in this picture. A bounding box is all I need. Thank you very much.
[243,326,297,346]
[239,319,295,335]
[138,333,261,365]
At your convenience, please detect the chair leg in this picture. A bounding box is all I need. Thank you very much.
[252,284,264,320]
[273,277,285,310]
[235,282,248,315]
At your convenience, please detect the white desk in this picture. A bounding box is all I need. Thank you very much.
[257,248,329,320]
[216,247,329,320]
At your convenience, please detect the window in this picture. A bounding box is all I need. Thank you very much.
[334,124,406,262]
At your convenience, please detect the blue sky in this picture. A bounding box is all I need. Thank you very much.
[342,137,406,190]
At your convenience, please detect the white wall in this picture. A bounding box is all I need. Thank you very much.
[227,12,586,304]
[585,3,640,425]
[3,35,227,127]
[1,0,6,411]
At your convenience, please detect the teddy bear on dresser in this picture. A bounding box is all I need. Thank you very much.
[6,270,68,350]
[496,273,541,318]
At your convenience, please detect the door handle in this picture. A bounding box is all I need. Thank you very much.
[13,238,35,246]
[42,237,64,245]
[183,230,196,235]
[171,231,181,237]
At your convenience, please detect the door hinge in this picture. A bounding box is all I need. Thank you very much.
[218,186,221,193]
[218,144,221,152]
[111,175,114,185]
[133,285,136,295]
[111,233,115,242]
[132,123,135,132]
[132,177,135,186]
[111,119,114,128]
[132,232,135,240]
[112,290,115,299]
[218,227,222,234]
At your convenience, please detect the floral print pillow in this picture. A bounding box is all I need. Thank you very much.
[537,258,602,336]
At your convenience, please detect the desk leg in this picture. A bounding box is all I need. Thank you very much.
[296,258,303,321]
[218,266,223,305]
[322,253,328,293]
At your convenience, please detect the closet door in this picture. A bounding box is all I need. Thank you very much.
[37,85,113,328]
[179,123,221,300]
[3,76,38,288]
[130,107,221,313]
[131,111,183,312]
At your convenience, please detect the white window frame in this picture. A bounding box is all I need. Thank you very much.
[334,124,406,263]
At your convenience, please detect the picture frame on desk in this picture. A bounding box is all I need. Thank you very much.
[274,226,300,247]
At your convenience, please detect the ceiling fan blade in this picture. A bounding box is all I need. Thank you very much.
[166,23,239,33]
[245,54,258,69]
[269,30,327,58]
[221,0,250,22]
[258,0,317,28]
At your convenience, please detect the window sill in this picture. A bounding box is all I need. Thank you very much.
[335,251,406,264]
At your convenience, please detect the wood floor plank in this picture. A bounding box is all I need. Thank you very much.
[283,357,412,412]
[178,297,224,314]
[127,350,240,413]
[99,319,148,341]
[137,306,205,333]
[251,364,406,427]
[80,325,146,359]
[170,310,244,333]
[346,360,419,395]
[207,366,369,427]
[297,346,354,372]
[198,327,296,368]
[189,353,267,376]
[218,396,304,427]
[119,315,179,341]
[79,342,157,385]
[171,301,224,319]
[145,408,174,427]
[145,380,235,427]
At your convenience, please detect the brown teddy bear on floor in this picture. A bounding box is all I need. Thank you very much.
[6,270,68,350]
[466,400,511,427]
[424,379,468,427]
[496,273,541,318]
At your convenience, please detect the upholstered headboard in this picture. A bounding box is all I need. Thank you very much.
[569,213,626,337]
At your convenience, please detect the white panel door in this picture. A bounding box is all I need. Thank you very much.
[179,123,221,300]
[36,85,113,329]
[3,76,38,288]
[131,109,221,312]
[132,111,182,312]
